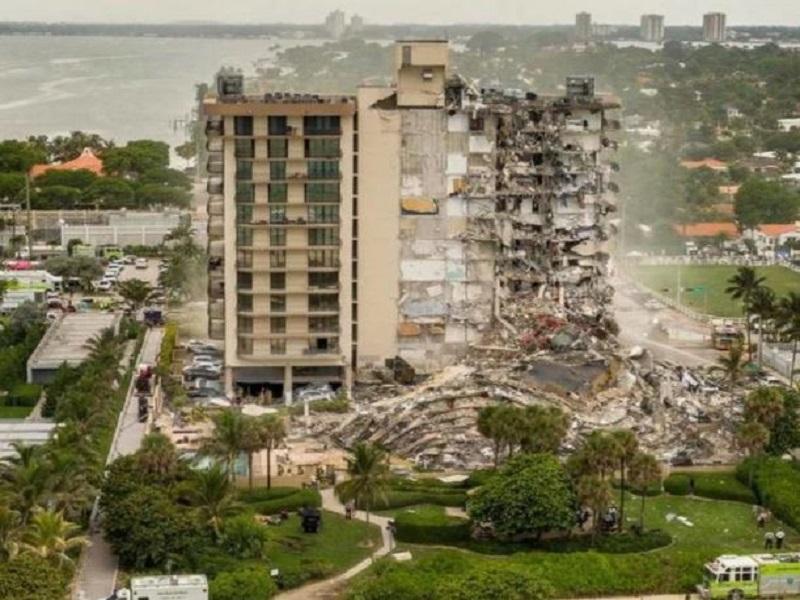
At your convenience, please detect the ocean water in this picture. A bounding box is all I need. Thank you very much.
[0,35,318,149]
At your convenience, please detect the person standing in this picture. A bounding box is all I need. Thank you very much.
[776,530,785,550]
[765,531,775,549]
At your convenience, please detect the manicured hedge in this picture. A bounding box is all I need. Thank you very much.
[665,471,756,504]
[238,487,321,515]
[738,458,800,530]
[379,489,467,509]
[532,529,672,554]
[613,480,663,497]
[393,507,471,545]
[466,468,497,488]
[6,383,41,407]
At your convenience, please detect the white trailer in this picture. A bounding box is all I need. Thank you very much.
[129,575,208,600]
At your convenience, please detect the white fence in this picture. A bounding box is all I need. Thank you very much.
[762,344,796,379]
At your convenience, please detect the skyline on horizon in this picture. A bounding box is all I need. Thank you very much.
[1,0,799,28]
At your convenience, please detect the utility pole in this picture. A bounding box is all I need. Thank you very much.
[24,172,32,259]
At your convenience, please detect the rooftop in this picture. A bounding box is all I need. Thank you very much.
[27,312,120,376]
[0,422,58,459]
[674,222,739,238]
[29,148,104,179]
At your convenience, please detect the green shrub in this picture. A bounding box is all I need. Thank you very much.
[243,488,321,515]
[388,477,468,492]
[288,395,350,415]
[613,480,662,497]
[6,383,41,407]
[277,558,336,589]
[237,487,298,503]
[210,567,277,600]
[394,507,472,545]
[0,554,70,600]
[738,457,800,530]
[220,514,270,559]
[532,529,672,554]
[665,472,756,504]
[379,490,467,509]
[465,468,497,488]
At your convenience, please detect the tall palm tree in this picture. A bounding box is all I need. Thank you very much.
[203,410,247,481]
[627,452,662,531]
[257,415,286,491]
[20,509,88,570]
[137,432,180,478]
[582,431,618,481]
[716,344,745,388]
[0,448,55,524]
[184,464,238,539]
[725,267,766,361]
[117,278,153,311]
[748,286,775,368]
[477,406,504,467]
[777,292,800,385]
[737,421,770,487]
[337,443,390,531]
[611,430,639,532]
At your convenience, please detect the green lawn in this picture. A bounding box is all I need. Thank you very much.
[630,265,800,317]
[0,405,32,419]
[349,493,800,598]
[265,511,381,581]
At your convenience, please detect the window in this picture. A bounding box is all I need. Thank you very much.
[236,160,253,181]
[309,228,338,246]
[237,294,253,312]
[237,250,253,268]
[353,155,358,173]
[234,116,253,136]
[236,204,253,224]
[353,133,359,153]
[469,117,485,132]
[352,281,358,299]
[237,316,253,333]
[268,116,288,135]
[309,250,338,267]
[309,272,338,289]
[268,138,288,158]
[270,295,286,312]
[270,229,286,247]
[304,116,340,135]
[306,138,339,158]
[237,271,252,290]
[307,160,339,180]
[305,183,340,203]
[270,161,286,180]
[235,139,254,158]
[422,68,434,81]
[270,272,286,290]
[237,227,253,247]
[309,294,338,312]
[238,337,253,355]
[269,205,286,223]
[270,317,286,333]
[268,183,287,203]
[270,340,286,355]
[309,205,339,223]
[402,45,412,66]
[310,316,338,333]
[236,182,254,203]
[269,251,285,268]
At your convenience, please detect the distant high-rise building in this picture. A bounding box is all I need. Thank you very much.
[349,14,365,34]
[703,12,727,43]
[325,10,346,39]
[640,14,665,43]
[575,12,592,42]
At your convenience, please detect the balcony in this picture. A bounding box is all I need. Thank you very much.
[207,177,223,195]
[208,301,224,320]
[208,199,224,217]
[206,138,223,152]
[205,117,224,136]
[208,318,225,341]
[303,346,341,355]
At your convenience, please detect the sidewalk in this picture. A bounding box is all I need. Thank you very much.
[73,327,163,600]
[275,488,392,600]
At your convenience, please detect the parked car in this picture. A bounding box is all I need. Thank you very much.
[186,340,222,356]
[122,255,136,265]
[97,280,114,292]
[296,383,336,403]
[135,258,148,270]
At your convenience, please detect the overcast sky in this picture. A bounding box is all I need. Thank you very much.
[2,0,798,26]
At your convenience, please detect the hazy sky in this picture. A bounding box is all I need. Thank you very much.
[3,0,799,27]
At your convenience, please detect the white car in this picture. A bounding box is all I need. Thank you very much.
[97,279,114,292]
[135,258,148,270]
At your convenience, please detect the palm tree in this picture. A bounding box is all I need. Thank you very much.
[748,286,775,368]
[577,475,612,540]
[725,267,766,361]
[257,415,286,490]
[117,278,153,311]
[582,431,618,481]
[83,328,122,366]
[777,292,800,385]
[737,421,770,487]
[241,418,261,491]
[477,406,504,467]
[0,446,55,524]
[627,452,662,532]
[716,344,745,388]
[20,509,88,570]
[203,410,247,481]
[519,406,568,455]
[744,387,785,429]
[611,430,639,532]
[184,464,238,539]
[137,432,180,478]
[337,443,390,532]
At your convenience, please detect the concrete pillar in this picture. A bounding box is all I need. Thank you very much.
[284,364,293,406]
[225,366,235,397]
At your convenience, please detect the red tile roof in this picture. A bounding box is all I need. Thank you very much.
[679,158,729,171]
[757,224,799,237]
[29,148,104,179]
[674,222,739,238]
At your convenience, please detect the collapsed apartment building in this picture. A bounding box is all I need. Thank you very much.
[202,41,744,469]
